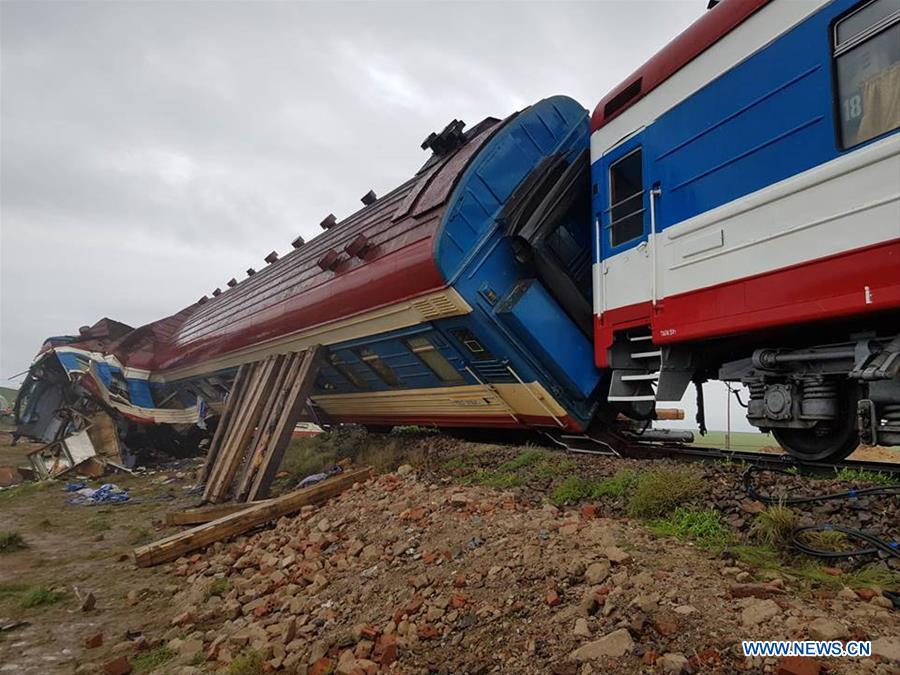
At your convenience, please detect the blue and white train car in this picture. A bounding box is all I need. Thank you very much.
[591,0,900,460]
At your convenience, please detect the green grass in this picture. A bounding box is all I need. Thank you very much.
[0,530,26,553]
[86,513,112,533]
[133,646,176,673]
[796,529,851,552]
[462,469,523,489]
[498,448,546,471]
[749,504,800,548]
[833,467,898,486]
[0,482,42,503]
[19,586,66,608]
[227,651,264,675]
[0,583,31,601]
[549,476,602,505]
[128,527,154,546]
[626,469,704,517]
[729,544,900,590]
[206,577,232,599]
[649,508,735,548]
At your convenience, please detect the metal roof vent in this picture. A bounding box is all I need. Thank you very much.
[264,251,279,264]
[317,250,340,271]
[212,288,222,297]
[361,190,377,206]
[291,235,306,249]
[344,233,371,259]
[320,214,337,230]
[198,295,209,304]
[246,268,256,277]
[227,278,238,288]
[421,119,466,156]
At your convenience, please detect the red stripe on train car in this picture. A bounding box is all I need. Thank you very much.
[595,239,900,366]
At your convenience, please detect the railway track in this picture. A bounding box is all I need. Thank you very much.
[541,429,900,477]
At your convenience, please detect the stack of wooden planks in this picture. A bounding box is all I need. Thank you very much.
[135,467,370,567]
[201,345,323,503]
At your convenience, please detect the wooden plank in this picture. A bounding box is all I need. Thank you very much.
[234,353,302,501]
[201,361,259,500]
[203,358,277,503]
[165,500,273,526]
[199,363,252,483]
[248,345,324,501]
[134,467,370,567]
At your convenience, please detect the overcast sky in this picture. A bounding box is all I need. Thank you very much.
[0,0,755,431]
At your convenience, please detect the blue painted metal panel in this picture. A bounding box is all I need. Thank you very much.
[126,380,155,408]
[593,0,899,260]
[495,279,599,399]
[431,95,604,424]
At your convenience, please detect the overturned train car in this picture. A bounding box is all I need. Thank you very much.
[18,96,642,453]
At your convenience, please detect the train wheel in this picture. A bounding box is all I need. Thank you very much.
[772,389,859,463]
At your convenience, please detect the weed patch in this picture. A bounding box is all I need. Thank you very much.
[227,650,264,675]
[19,586,66,608]
[0,530,26,553]
[626,469,703,517]
[206,577,232,599]
[833,467,897,486]
[133,646,175,673]
[749,504,799,548]
[649,508,735,548]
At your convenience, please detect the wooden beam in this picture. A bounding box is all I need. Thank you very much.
[204,356,281,503]
[247,345,323,501]
[165,500,273,526]
[199,363,252,483]
[234,353,302,501]
[134,467,370,567]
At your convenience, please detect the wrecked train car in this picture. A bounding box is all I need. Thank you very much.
[18,95,634,473]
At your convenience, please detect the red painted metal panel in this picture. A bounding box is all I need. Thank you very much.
[595,239,900,365]
[112,120,502,372]
[591,0,772,133]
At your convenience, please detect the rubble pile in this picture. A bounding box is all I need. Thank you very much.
[142,467,899,674]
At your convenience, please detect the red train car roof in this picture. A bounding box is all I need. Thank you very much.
[119,118,503,372]
[591,0,772,133]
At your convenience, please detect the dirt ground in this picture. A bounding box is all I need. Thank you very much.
[0,429,898,675]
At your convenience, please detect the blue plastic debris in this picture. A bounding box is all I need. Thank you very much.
[297,465,343,488]
[67,483,130,505]
[64,482,87,492]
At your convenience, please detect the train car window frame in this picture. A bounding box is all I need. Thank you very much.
[327,354,367,390]
[405,336,464,384]
[832,0,900,148]
[354,347,401,387]
[606,148,646,247]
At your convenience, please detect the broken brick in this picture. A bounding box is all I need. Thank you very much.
[84,632,103,649]
[546,589,561,607]
[103,656,132,675]
[776,656,822,675]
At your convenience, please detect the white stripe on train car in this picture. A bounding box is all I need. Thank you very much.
[596,133,900,312]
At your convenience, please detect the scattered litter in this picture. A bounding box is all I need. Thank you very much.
[65,482,87,492]
[297,464,344,488]
[67,483,130,505]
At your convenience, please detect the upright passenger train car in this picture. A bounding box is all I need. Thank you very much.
[591,0,900,460]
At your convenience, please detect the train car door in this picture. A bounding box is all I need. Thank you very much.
[595,134,655,326]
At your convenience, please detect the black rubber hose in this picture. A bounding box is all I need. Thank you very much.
[742,465,900,505]
[791,524,899,560]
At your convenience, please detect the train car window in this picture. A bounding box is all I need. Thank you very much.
[833,0,900,147]
[355,347,401,386]
[327,354,367,389]
[607,149,645,246]
[405,336,464,383]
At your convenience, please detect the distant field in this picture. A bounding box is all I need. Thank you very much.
[692,430,779,451]
[0,386,18,403]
